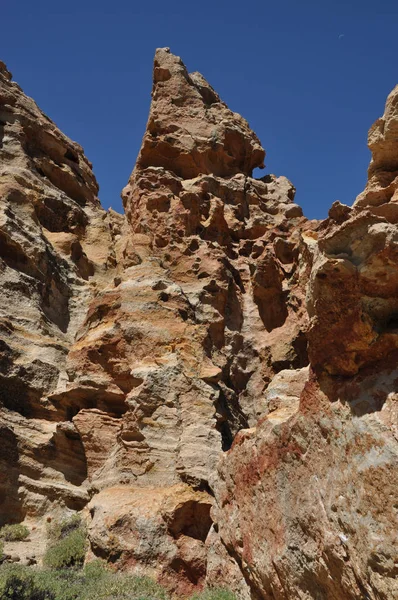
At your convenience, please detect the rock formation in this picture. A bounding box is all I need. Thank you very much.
[0,49,397,599]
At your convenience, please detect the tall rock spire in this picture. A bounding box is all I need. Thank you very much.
[134,47,265,181]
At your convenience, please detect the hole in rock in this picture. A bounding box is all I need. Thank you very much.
[254,290,289,332]
[166,500,213,542]
[64,149,79,163]
[178,308,189,321]
[189,239,199,252]
[198,271,210,279]
[152,281,168,291]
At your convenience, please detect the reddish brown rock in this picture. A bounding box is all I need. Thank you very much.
[208,90,398,600]
[210,371,398,600]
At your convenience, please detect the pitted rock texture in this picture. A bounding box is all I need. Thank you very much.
[0,48,397,599]
[207,85,398,599]
[133,47,265,182]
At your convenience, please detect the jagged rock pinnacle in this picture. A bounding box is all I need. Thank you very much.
[135,48,265,179]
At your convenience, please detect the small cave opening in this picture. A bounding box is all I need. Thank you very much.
[64,149,79,164]
[166,500,213,543]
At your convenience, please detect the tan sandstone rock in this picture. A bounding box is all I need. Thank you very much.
[1,48,397,600]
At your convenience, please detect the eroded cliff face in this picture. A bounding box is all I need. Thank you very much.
[208,90,398,599]
[0,59,127,521]
[0,50,397,599]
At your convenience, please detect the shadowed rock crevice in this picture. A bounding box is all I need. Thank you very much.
[39,423,88,486]
[0,119,4,149]
[214,384,249,451]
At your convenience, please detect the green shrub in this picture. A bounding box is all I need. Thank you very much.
[0,564,55,600]
[0,554,235,600]
[85,572,169,600]
[0,563,170,600]
[46,514,82,543]
[0,539,4,561]
[0,523,30,542]
[44,514,87,570]
[190,588,237,600]
[43,528,87,570]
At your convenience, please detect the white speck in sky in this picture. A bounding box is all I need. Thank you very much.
[338,34,345,40]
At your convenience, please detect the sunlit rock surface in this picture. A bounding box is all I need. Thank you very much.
[0,50,397,599]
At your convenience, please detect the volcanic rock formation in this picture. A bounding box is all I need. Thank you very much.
[0,50,397,599]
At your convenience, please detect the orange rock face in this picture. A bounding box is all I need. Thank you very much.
[0,49,397,599]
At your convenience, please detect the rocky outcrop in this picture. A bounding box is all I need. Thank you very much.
[0,59,125,521]
[0,49,309,594]
[0,48,397,599]
[208,84,398,600]
[55,48,309,593]
[355,85,398,212]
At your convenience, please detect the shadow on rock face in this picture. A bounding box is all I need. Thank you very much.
[316,350,398,417]
[0,426,25,526]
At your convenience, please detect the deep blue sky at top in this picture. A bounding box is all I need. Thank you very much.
[1,1,397,218]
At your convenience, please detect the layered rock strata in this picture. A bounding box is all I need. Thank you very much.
[0,50,397,599]
[0,59,126,522]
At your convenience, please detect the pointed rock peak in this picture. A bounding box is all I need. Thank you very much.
[136,48,265,179]
[0,60,12,81]
[355,84,398,211]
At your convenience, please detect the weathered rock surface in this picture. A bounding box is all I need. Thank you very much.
[0,59,128,524]
[355,85,398,211]
[208,85,398,599]
[0,49,397,599]
[54,48,308,591]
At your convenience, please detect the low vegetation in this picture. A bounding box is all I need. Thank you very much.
[0,524,30,542]
[191,590,237,600]
[43,515,87,570]
[46,514,82,543]
[0,562,164,600]
[0,562,235,600]
[0,515,236,600]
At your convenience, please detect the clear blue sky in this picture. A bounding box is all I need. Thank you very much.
[2,1,397,218]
